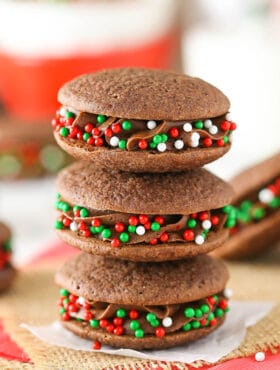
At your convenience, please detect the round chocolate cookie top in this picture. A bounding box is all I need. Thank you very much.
[57,161,233,214]
[55,253,229,305]
[58,68,230,121]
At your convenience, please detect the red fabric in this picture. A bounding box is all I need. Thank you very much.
[0,321,30,362]
[1,239,279,367]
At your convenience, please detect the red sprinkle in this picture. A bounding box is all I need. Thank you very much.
[63,218,71,227]
[220,120,231,131]
[150,238,158,245]
[85,123,94,133]
[111,238,120,248]
[169,127,179,138]
[210,215,219,225]
[129,310,139,319]
[144,221,151,230]
[218,299,228,310]
[183,229,194,241]
[199,211,209,221]
[92,340,101,350]
[69,126,79,138]
[84,311,93,321]
[129,216,139,226]
[200,318,207,326]
[210,318,217,326]
[160,232,169,242]
[139,214,149,224]
[68,304,78,313]
[230,122,237,131]
[115,222,125,233]
[114,326,124,336]
[106,324,115,333]
[138,139,148,150]
[61,312,70,321]
[105,128,113,137]
[113,318,123,326]
[112,123,121,134]
[92,127,100,137]
[207,297,216,305]
[95,137,104,147]
[100,319,108,328]
[155,327,165,337]
[217,139,224,147]
[87,137,95,145]
[203,137,213,147]
[92,218,101,227]
[155,216,164,225]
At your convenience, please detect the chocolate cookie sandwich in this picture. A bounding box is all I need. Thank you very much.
[0,114,70,179]
[212,152,280,259]
[56,253,230,350]
[53,68,237,173]
[0,222,16,292]
[55,161,234,262]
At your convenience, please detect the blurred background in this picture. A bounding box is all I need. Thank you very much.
[0,0,279,265]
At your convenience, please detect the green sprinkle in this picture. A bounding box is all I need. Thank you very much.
[153,135,162,144]
[135,329,144,338]
[63,298,69,305]
[101,228,112,239]
[269,197,280,208]
[3,240,12,253]
[55,221,63,230]
[76,318,83,322]
[80,208,89,218]
[215,308,224,318]
[90,226,98,234]
[208,312,215,321]
[65,111,75,119]
[97,115,106,124]
[150,319,160,327]
[224,307,230,312]
[60,127,69,137]
[118,139,127,150]
[200,304,210,314]
[128,225,136,233]
[225,218,236,228]
[56,193,61,199]
[120,232,129,243]
[149,141,157,149]
[240,201,252,211]
[146,313,157,322]
[161,133,168,143]
[116,308,126,318]
[122,120,132,131]
[223,136,229,144]
[130,320,140,331]
[191,320,200,329]
[90,319,99,328]
[151,222,160,231]
[222,205,234,214]
[182,323,191,331]
[60,288,69,297]
[201,230,209,238]
[194,120,203,129]
[73,205,81,212]
[62,202,71,212]
[252,207,265,220]
[83,132,90,141]
[194,309,203,318]
[187,219,197,228]
[212,295,218,302]
[59,307,66,315]
[184,307,195,318]
[95,225,104,233]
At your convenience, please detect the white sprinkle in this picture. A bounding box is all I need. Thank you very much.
[60,106,67,116]
[136,225,146,236]
[204,119,212,129]
[147,120,157,130]
[228,133,233,143]
[190,140,199,148]
[162,317,173,328]
[174,139,184,150]
[183,122,192,132]
[255,352,265,362]
[70,221,78,232]
[191,132,200,141]
[209,125,218,135]
[195,235,205,245]
[258,189,274,204]
[157,142,167,152]
[225,112,232,121]
[202,220,212,230]
[77,296,85,306]
[110,136,120,147]
[223,287,233,298]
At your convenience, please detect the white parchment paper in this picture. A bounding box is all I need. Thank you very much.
[21,301,273,363]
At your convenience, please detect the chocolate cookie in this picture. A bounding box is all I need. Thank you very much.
[53,68,237,172]
[212,152,280,259]
[0,222,16,292]
[55,253,230,350]
[0,114,70,179]
[55,161,234,261]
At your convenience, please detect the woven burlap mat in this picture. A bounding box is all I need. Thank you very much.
[0,247,279,370]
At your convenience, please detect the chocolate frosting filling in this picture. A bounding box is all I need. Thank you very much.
[57,199,227,245]
[65,292,228,336]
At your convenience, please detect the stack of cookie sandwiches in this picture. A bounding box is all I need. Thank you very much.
[53,68,236,350]
[0,222,16,292]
